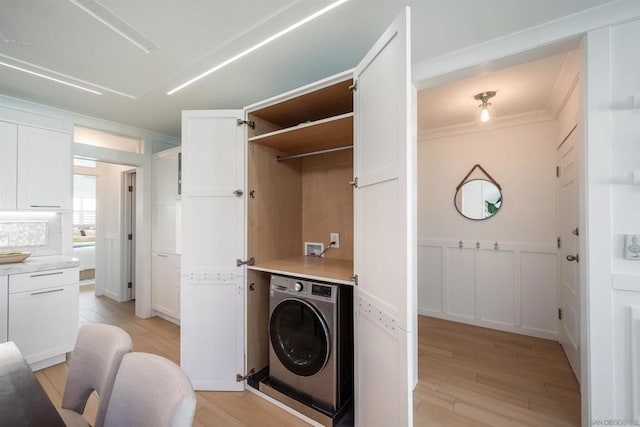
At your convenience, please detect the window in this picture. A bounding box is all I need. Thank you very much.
[73,174,97,226]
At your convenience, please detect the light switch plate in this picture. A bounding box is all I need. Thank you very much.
[625,235,640,260]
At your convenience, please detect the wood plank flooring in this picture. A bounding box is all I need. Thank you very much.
[36,286,580,426]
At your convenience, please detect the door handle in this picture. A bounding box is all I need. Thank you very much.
[566,254,579,262]
[233,189,243,197]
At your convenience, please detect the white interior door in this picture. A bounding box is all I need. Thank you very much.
[558,125,580,382]
[180,110,246,390]
[354,8,415,427]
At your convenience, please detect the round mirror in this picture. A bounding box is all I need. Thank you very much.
[454,179,502,220]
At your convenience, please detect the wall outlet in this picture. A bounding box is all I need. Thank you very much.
[330,232,340,249]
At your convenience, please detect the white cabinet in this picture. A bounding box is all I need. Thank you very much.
[17,125,72,210]
[152,147,182,322]
[181,9,415,426]
[152,147,181,253]
[151,252,180,321]
[0,276,7,343]
[0,120,71,211]
[0,121,17,209]
[8,268,79,369]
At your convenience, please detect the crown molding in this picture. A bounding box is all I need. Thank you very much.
[419,109,554,142]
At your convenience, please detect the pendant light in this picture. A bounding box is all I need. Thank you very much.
[474,91,496,124]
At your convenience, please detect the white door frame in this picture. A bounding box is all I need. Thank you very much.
[121,169,137,301]
[412,2,640,422]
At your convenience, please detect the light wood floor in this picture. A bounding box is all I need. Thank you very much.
[36,286,580,426]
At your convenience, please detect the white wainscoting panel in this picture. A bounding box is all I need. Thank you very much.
[446,248,476,319]
[418,240,558,340]
[631,305,640,420]
[478,249,515,327]
[417,246,442,313]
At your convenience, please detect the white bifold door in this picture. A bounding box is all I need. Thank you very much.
[180,8,415,426]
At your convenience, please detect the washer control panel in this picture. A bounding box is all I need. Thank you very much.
[270,275,336,302]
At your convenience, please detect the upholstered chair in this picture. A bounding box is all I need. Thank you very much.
[103,352,196,427]
[59,324,133,427]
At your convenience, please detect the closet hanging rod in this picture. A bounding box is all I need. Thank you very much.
[276,145,353,162]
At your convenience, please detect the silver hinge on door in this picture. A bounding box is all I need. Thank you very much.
[236,257,255,267]
[557,237,561,249]
[236,368,255,382]
[236,119,255,129]
[350,274,358,286]
[349,177,358,188]
[558,308,562,320]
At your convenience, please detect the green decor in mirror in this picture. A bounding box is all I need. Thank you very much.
[454,164,502,220]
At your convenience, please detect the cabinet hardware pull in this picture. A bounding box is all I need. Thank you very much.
[566,254,579,263]
[30,288,64,296]
[157,254,169,258]
[30,205,62,208]
[233,189,244,197]
[30,271,64,278]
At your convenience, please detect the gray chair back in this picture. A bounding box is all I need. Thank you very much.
[61,323,133,427]
[103,352,196,427]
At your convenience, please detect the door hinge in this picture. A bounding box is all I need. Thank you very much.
[572,227,579,236]
[127,282,132,289]
[128,233,133,240]
[349,177,358,188]
[236,368,255,382]
[557,237,561,249]
[350,274,358,286]
[236,119,255,129]
[558,308,562,320]
[348,81,357,91]
[237,257,255,267]
[128,185,133,192]
[556,166,560,178]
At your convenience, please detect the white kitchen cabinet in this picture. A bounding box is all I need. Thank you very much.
[151,252,180,321]
[0,121,17,210]
[152,147,181,254]
[0,276,7,343]
[8,267,79,370]
[181,9,415,427]
[17,125,72,210]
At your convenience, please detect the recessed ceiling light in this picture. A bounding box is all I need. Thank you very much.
[0,60,103,95]
[167,0,351,96]
[69,0,158,54]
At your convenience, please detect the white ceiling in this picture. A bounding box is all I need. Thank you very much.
[418,52,572,132]
[0,0,617,137]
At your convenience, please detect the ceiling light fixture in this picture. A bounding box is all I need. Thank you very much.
[69,0,158,54]
[0,60,103,95]
[474,91,497,124]
[167,0,351,96]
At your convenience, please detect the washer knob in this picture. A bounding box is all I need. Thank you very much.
[294,282,303,292]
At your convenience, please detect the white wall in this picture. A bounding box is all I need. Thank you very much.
[418,119,559,338]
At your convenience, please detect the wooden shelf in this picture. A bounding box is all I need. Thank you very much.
[248,113,353,156]
[249,79,353,128]
[249,256,353,285]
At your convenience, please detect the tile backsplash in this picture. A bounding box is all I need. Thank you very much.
[0,213,62,256]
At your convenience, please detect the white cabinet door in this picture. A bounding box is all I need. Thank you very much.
[353,8,414,427]
[151,252,180,319]
[17,125,72,210]
[0,276,7,343]
[8,281,79,366]
[180,110,245,390]
[0,121,17,209]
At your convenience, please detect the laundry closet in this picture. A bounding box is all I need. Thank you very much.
[180,9,415,427]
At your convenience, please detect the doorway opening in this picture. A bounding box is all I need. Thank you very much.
[73,158,138,304]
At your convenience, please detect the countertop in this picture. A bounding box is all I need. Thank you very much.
[0,255,79,276]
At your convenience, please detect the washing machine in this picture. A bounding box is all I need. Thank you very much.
[268,274,353,415]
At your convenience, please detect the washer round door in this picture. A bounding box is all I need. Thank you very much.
[269,298,330,377]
